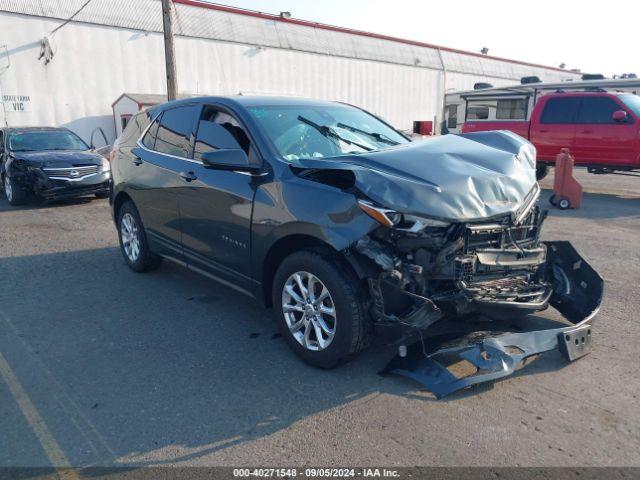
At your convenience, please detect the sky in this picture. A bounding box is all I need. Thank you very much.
[203,0,639,77]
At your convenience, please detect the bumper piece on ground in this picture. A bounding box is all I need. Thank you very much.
[382,241,604,398]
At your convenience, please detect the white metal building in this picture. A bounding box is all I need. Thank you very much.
[0,0,581,144]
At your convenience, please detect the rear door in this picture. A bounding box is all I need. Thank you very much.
[130,104,199,259]
[530,96,580,161]
[176,104,262,295]
[572,95,637,167]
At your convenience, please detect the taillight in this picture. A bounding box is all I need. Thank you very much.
[108,149,116,163]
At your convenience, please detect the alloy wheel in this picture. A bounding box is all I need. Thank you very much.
[121,212,141,262]
[282,271,337,351]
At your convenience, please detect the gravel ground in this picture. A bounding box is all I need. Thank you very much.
[0,169,639,467]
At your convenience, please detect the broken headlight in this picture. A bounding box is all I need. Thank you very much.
[358,200,402,227]
[358,200,450,231]
[396,214,450,232]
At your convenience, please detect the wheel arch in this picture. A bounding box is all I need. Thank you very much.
[112,190,133,220]
[260,233,371,308]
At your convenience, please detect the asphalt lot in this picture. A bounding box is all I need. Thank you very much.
[1,168,639,468]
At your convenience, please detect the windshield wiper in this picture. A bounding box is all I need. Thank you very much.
[298,116,373,152]
[336,123,400,146]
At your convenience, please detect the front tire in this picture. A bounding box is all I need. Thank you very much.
[272,250,371,368]
[536,165,550,181]
[3,175,27,206]
[117,201,161,272]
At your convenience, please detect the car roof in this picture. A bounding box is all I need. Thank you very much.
[155,95,348,111]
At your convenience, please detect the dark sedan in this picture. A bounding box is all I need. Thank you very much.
[110,96,602,396]
[1,127,111,205]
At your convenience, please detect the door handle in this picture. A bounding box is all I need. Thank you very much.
[180,171,197,182]
[132,156,143,166]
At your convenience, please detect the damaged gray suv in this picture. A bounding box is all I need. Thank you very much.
[111,97,603,397]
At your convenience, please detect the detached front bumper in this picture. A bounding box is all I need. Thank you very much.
[383,241,604,398]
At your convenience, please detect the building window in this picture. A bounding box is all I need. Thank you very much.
[447,105,458,129]
[496,99,526,120]
[120,114,132,132]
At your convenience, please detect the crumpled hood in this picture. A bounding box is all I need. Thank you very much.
[12,150,102,168]
[292,130,538,222]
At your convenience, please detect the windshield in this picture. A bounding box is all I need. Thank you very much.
[248,104,409,161]
[9,131,88,152]
[620,94,640,117]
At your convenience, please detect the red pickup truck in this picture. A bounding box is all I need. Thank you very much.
[462,92,640,179]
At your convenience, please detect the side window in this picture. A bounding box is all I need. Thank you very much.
[496,99,526,120]
[578,97,624,124]
[466,104,490,120]
[154,105,198,158]
[141,114,161,149]
[193,107,255,162]
[540,98,581,124]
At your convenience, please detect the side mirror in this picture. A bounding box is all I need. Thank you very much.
[612,110,628,123]
[201,149,259,173]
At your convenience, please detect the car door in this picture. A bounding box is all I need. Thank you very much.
[129,104,199,259]
[530,97,580,161]
[572,95,637,167]
[176,104,262,295]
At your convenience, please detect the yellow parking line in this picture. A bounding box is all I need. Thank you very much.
[0,351,80,480]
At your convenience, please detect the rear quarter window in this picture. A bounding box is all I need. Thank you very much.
[120,111,151,147]
[154,105,198,158]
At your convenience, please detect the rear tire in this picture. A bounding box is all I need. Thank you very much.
[272,250,371,369]
[3,174,27,206]
[558,198,571,210]
[117,201,161,272]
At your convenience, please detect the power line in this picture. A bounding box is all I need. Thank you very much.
[50,0,94,35]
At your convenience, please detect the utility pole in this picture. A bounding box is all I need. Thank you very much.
[161,0,178,101]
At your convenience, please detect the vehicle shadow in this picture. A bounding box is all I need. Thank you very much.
[0,247,571,467]
[0,194,99,212]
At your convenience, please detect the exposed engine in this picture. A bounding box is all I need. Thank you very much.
[353,193,552,332]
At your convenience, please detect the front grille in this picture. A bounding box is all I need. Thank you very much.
[43,165,99,179]
[464,207,541,254]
